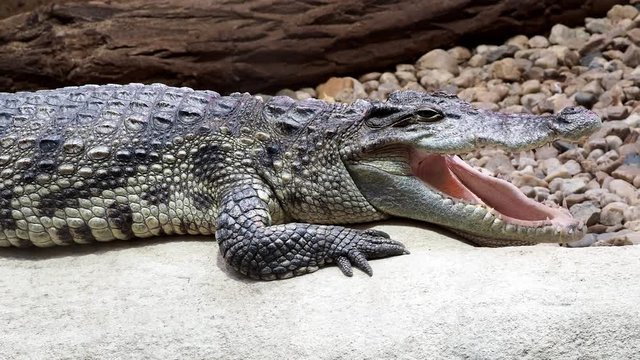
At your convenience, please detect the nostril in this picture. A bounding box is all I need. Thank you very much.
[560,106,580,115]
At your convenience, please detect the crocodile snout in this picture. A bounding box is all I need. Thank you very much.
[551,106,601,140]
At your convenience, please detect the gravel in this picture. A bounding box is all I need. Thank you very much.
[278,4,640,246]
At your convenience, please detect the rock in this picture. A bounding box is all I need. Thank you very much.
[545,162,579,182]
[467,54,487,67]
[564,193,587,208]
[538,93,574,113]
[379,72,399,85]
[377,80,401,98]
[622,44,640,68]
[565,233,597,247]
[475,89,502,103]
[623,86,640,101]
[275,88,297,99]
[505,35,529,50]
[521,79,541,94]
[625,221,640,231]
[362,80,379,92]
[607,179,639,204]
[395,71,417,86]
[579,34,610,56]
[612,165,640,183]
[294,90,312,100]
[560,178,588,197]
[594,231,634,246]
[512,174,548,188]
[607,4,639,21]
[316,77,366,103]
[600,201,629,226]
[520,93,546,110]
[624,206,640,223]
[534,145,559,161]
[402,82,426,92]
[585,17,613,34]
[491,58,521,81]
[532,186,550,202]
[570,201,601,226]
[580,80,604,96]
[588,224,608,233]
[416,49,460,76]
[448,47,472,63]
[606,106,630,120]
[396,64,415,72]
[486,45,519,63]
[419,69,455,90]
[540,158,562,174]
[452,68,480,88]
[628,28,640,45]
[528,35,549,48]
[564,160,582,176]
[502,105,526,114]
[574,91,598,107]
[298,87,317,98]
[523,66,544,80]
[604,135,622,150]
[534,50,559,68]
[471,102,500,111]
[548,24,590,50]
[359,72,381,82]
[482,152,515,175]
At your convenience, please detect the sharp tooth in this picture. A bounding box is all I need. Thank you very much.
[470,207,486,220]
[442,198,454,206]
[483,212,493,222]
[505,224,516,233]
[491,218,503,230]
[465,204,478,214]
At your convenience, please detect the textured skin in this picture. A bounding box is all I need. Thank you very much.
[0,84,407,279]
[0,84,600,279]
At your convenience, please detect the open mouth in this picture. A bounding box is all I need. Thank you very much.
[409,150,575,229]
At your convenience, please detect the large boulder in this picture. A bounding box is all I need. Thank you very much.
[0,0,624,93]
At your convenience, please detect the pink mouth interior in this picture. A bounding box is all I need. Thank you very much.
[409,152,574,227]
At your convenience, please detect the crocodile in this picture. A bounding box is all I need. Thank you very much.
[0,84,600,279]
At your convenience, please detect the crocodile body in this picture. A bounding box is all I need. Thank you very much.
[0,84,600,279]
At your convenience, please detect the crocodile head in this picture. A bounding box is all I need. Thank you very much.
[342,91,601,246]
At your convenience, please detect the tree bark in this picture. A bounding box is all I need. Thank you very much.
[0,0,624,93]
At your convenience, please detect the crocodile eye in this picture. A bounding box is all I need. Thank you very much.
[415,108,443,122]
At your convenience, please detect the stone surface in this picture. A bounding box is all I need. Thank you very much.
[316,77,366,103]
[1,224,640,359]
[416,49,460,76]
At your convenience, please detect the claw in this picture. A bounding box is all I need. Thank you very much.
[349,251,373,277]
[336,256,353,277]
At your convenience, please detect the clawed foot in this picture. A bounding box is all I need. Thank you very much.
[332,229,408,277]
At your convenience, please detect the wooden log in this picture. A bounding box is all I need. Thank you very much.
[0,0,624,93]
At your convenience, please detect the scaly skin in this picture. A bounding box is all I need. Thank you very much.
[0,84,601,279]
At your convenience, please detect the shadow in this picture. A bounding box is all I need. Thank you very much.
[0,235,212,261]
[0,219,475,283]
[355,218,477,246]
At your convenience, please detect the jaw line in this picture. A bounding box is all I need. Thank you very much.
[408,150,576,229]
[346,150,584,245]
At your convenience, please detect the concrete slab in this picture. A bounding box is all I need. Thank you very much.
[1,221,639,359]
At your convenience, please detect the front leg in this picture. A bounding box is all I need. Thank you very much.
[215,183,407,280]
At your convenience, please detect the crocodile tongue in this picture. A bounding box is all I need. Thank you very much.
[410,151,571,226]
